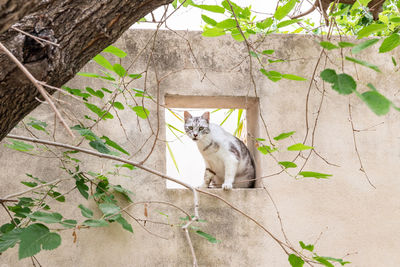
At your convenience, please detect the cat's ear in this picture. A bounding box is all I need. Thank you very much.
[184,111,192,121]
[201,111,210,122]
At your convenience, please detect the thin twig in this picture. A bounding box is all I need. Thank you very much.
[11,26,60,47]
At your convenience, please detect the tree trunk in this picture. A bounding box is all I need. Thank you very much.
[0,0,171,141]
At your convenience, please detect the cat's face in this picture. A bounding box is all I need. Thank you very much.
[184,111,210,141]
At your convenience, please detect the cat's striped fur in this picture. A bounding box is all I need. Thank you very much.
[184,111,255,190]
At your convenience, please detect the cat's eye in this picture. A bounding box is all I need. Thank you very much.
[188,126,193,130]
[199,127,204,131]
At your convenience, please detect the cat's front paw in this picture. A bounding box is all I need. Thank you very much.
[222,183,233,190]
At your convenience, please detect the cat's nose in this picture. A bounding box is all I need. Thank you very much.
[193,134,198,137]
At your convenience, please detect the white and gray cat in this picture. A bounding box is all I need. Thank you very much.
[184,111,256,190]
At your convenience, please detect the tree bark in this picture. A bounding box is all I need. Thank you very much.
[0,0,41,34]
[0,0,171,141]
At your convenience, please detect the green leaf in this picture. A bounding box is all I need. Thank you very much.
[256,18,273,29]
[115,163,136,170]
[274,131,295,140]
[128,74,142,80]
[357,23,386,39]
[98,203,120,217]
[77,72,101,78]
[103,45,127,58]
[287,143,313,151]
[379,33,400,53]
[257,145,277,154]
[131,106,150,119]
[19,224,61,259]
[93,54,114,71]
[288,254,304,267]
[113,63,126,77]
[48,191,65,202]
[101,136,130,155]
[116,216,133,233]
[28,211,63,224]
[299,241,314,252]
[216,18,237,29]
[332,74,356,95]
[316,256,350,266]
[78,204,93,218]
[5,140,34,152]
[320,69,338,83]
[27,118,48,133]
[193,4,225,13]
[84,103,113,120]
[21,181,38,187]
[112,101,124,110]
[345,56,380,72]
[202,27,226,37]
[0,223,15,234]
[76,180,89,199]
[319,41,339,50]
[195,230,220,243]
[60,219,77,229]
[89,140,110,154]
[85,87,104,98]
[299,171,332,179]
[279,161,297,168]
[390,16,400,23]
[282,74,307,81]
[0,228,22,253]
[112,185,134,202]
[313,256,335,267]
[352,38,379,54]
[83,219,109,227]
[201,14,217,26]
[262,49,274,55]
[260,69,282,82]
[277,19,301,28]
[359,91,391,115]
[274,0,296,20]
[392,56,397,66]
[338,41,355,48]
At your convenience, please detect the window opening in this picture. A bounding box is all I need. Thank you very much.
[165,108,247,188]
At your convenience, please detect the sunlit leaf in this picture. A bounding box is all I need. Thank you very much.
[352,38,379,54]
[103,45,127,58]
[288,254,304,267]
[273,131,295,140]
[379,33,400,53]
[279,161,297,168]
[131,106,150,119]
[274,0,296,20]
[216,18,236,29]
[93,54,114,71]
[319,41,339,50]
[357,23,386,39]
[201,14,217,26]
[287,143,313,151]
[345,56,380,72]
[298,171,332,179]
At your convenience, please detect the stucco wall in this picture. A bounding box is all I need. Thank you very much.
[1,29,400,266]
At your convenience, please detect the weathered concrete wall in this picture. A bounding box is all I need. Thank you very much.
[1,29,400,266]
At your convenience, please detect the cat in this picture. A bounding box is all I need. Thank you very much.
[184,111,256,190]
